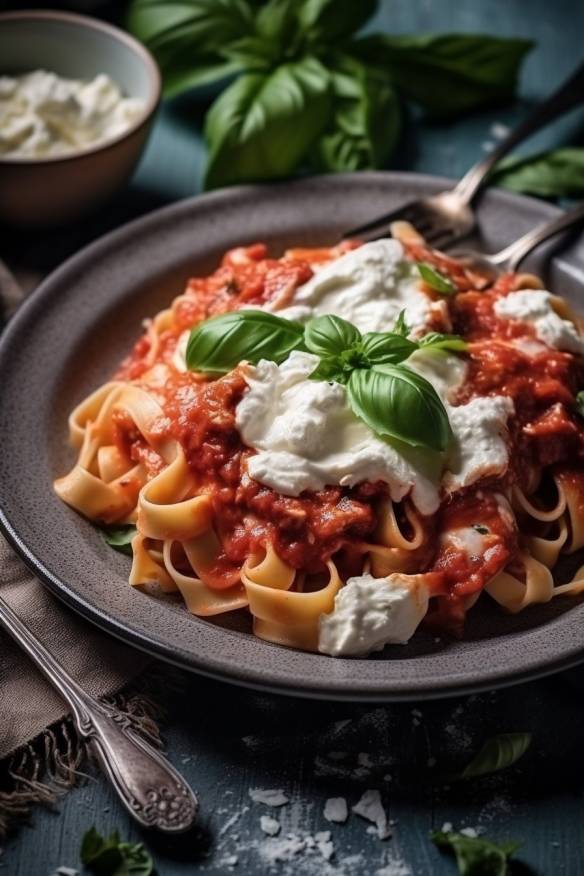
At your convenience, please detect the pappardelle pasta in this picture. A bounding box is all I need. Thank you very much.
[55,222,584,657]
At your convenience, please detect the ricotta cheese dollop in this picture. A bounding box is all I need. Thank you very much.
[275,239,448,334]
[318,573,430,656]
[0,70,145,159]
[494,290,584,354]
[235,348,513,511]
[236,351,442,513]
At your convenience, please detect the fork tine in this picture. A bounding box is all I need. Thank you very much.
[342,202,417,239]
[423,228,456,251]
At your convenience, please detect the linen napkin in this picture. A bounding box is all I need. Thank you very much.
[0,260,152,835]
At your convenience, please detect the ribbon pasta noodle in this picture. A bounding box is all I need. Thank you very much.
[55,229,584,656]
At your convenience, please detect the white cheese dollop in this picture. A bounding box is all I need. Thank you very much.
[275,239,447,334]
[318,573,429,656]
[443,396,514,491]
[494,290,584,354]
[236,351,442,514]
[235,348,513,510]
[0,70,145,158]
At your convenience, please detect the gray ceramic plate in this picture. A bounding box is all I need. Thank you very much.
[1,172,584,701]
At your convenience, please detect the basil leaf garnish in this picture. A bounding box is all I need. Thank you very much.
[361,331,419,364]
[419,332,468,352]
[304,314,361,357]
[392,309,411,337]
[576,390,584,418]
[431,830,520,876]
[308,356,349,384]
[186,309,304,373]
[417,263,456,295]
[101,525,137,556]
[347,365,451,452]
[456,733,532,781]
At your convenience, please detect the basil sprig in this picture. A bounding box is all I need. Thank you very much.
[186,309,467,452]
[128,0,532,187]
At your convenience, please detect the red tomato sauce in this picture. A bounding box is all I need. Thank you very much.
[112,241,584,627]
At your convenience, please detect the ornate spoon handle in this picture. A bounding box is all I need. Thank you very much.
[0,594,197,833]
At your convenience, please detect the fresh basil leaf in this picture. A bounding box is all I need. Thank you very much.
[204,57,332,188]
[298,0,378,45]
[81,826,153,876]
[431,830,520,876]
[186,309,304,373]
[392,310,411,338]
[304,314,361,357]
[255,0,299,44]
[456,733,532,781]
[351,33,532,118]
[221,35,277,70]
[308,356,349,384]
[310,55,401,172]
[347,365,451,451]
[492,148,584,198]
[419,332,468,352]
[417,263,456,295]
[576,390,584,418]
[101,526,137,557]
[361,332,419,364]
[127,0,254,96]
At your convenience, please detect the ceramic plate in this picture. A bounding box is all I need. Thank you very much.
[2,172,584,701]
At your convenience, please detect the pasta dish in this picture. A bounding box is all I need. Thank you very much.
[54,222,584,657]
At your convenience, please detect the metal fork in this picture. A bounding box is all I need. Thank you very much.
[344,62,584,249]
[447,200,584,280]
[0,593,198,833]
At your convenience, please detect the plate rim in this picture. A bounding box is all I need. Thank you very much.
[2,170,583,703]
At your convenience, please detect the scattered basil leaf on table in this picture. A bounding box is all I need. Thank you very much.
[351,33,533,118]
[576,390,584,418]
[492,147,584,198]
[417,263,457,295]
[186,309,304,373]
[101,525,137,557]
[431,830,520,876]
[81,826,153,876]
[204,57,332,188]
[129,0,532,185]
[347,365,452,452]
[304,314,361,357]
[455,732,532,781]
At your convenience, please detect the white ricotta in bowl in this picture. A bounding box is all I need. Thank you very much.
[0,70,145,159]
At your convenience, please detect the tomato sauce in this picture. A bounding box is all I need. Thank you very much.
[113,240,584,628]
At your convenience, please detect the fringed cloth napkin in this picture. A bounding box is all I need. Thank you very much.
[0,261,156,836]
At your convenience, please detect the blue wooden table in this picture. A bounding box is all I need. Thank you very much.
[4,1,584,874]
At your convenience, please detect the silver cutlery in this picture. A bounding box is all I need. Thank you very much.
[344,62,584,249]
[0,593,197,833]
[446,200,584,280]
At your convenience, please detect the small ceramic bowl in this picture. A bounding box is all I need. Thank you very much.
[0,11,161,227]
